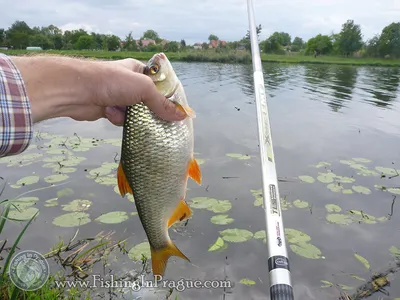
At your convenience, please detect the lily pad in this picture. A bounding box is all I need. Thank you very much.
[388,188,400,195]
[349,163,367,171]
[317,172,336,183]
[335,176,355,183]
[190,197,218,210]
[389,246,400,257]
[285,228,311,244]
[352,158,371,163]
[327,183,343,193]
[9,197,39,209]
[357,169,379,177]
[290,242,322,259]
[8,207,39,221]
[44,198,58,207]
[342,189,353,194]
[62,199,92,212]
[52,212,91,227]
[354,253,370,270]
[293,199,309,209]
[326,213,353,225]
[325,204,342,213]
[299,175,315,183]
[375,166,398,176]
[239,278,256,285]
[226,153,251,160]
[95,211,129,224]
[208,237,228,252]
[251,189,263,207]
[219,229,253,243]
[254,230,266,243]
[57,188,74,198]
[210,214,234,225]
[208,200,232,213]
[313,162,331,168]
[16,175,40,186]
[340,160,356,165]
[44,174,69,184]
[352,185,371,195]
[94,176,117,186]
[128,241,151,261]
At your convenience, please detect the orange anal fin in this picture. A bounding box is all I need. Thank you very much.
[188,157,202,185]
[168,199,192,228]
[175,103,196,119]
[117,162,133,197]
[151,241,190,277]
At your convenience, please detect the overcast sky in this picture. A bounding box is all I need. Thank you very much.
[1,0,399,45]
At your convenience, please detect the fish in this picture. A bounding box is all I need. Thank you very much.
[117,52,202,277]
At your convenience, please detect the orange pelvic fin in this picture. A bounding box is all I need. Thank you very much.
[168,199,192,228]
[187,157,202,185]
[175,103,196,119]
[117,162,133,197]
[151,241,190,277]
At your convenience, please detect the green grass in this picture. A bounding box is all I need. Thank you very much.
[1,49,400,67]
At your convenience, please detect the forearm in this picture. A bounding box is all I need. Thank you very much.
[10,55,98,123]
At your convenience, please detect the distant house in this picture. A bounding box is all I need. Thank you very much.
[208,39,227,48]
[26,47,42,51]
[193,43,202,50]
[0,46,8,50]
[136,39,156,47]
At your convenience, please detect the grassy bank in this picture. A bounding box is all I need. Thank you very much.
[1,49,400,67]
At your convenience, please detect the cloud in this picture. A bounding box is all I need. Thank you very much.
[1,0,399,44]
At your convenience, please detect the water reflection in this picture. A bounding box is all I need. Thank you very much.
[328,66,358,112]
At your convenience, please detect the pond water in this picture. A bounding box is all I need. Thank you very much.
[1,61,400,300]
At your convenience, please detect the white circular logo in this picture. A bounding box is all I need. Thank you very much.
[9,250,49,291]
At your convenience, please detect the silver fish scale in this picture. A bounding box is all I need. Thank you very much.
[120,102,193,250]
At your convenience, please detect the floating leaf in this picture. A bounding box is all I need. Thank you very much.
[44,174,69,183]
[239,278,256,285]
[44,198,58,207]
[254,230,266,243]
[290,242,322,259]
[327,183,343,193]
[317,172,336,183]
[388,188,400,195]
[340,160,356,165]
[196,159,205,165]
[53,212,91,227]
[293,199,309,208]
[208,200,232,213]
[354,253,370,270]
[219,229,253,243]
[210,214,234,225]
[335,176,355,183]
[352,185,371,195]
[285,228,311,244]
[16,175,40,186]
[95,211,129,224]
[9,197,39,209]
[298,175,315,183]
[375,166,398,176]
[349,163,367,171]
[313,162,331,168]
[389,246,400,257]
[251,189,263,207]
[226,153,251,160]
[57,188,74,198]
[190,197,218,209]
[352,158,371,163]
[357,169,379,177]
[58,167,77,173]
[208,237,227,252]
[94,176,117,186]
[326,213,353,225]
[8,207,39,221]
[348,210,376,224]
[62,199,92,212]
[325,204,342,213]
[342,189,353,194]
[374,185,387,191]
[128,242,151,261]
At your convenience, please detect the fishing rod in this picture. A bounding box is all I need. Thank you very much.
[246,0,295,299]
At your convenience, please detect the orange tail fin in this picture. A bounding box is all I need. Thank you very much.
[151,241,190,277]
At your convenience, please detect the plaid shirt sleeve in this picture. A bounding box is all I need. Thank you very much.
[0,53,33,157]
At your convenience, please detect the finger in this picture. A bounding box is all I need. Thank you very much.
[112,58,146,73]
[105,106,125,126]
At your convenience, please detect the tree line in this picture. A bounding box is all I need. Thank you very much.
[0,19,399,58]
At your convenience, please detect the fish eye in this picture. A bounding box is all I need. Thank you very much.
[150,65,159,75]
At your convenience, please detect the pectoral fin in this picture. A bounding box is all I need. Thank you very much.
[175,103,196,118]
[187,157,202,184]
[168,199,192,227]
[117,162,133,197]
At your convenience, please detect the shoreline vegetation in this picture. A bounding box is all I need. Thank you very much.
[2,49,400,67]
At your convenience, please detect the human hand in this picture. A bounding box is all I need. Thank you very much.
[10,56,186,125]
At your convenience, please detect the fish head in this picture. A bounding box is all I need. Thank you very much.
[144,52,178,98]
